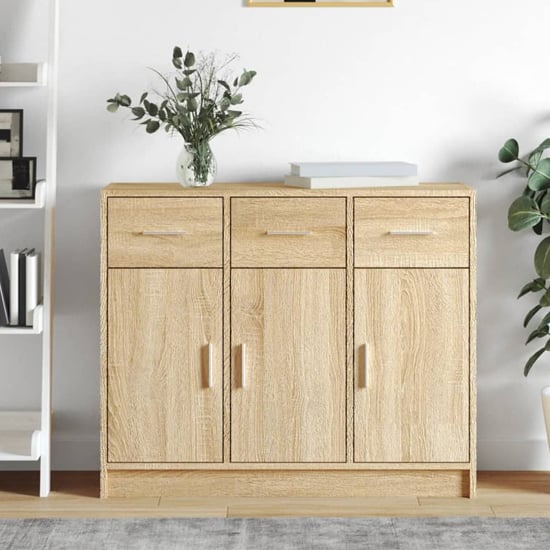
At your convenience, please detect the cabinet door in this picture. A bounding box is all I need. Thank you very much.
[354,269,469,463]
[231,269,346,463]
[108,269,223,463]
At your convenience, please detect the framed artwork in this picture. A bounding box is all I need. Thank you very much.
[247,0,393,6]
[0,109,23,157]
[0,157,37,200]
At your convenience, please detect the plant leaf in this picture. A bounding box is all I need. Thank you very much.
[231,93,243,105]
[537,310,550,331]
[524,305,542,327]
[524,347,546,376]
[106,103,119,113]
[499,139,519,163]
[131,107,145,119]
[526,327,549,345]
[184,51,195,68]
[145,120,160,133]
[508,196,541,231]
[535,237,550,278]
[518,278,546,299]
[541,289,550,307]
[529,158,550,191]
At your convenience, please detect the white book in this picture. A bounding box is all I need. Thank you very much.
[9,249,21,326]
[290,162,418,178]
[26,250,39,326]
[284,175,420,189]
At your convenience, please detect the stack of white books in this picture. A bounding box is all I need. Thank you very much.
[284,161,419,189]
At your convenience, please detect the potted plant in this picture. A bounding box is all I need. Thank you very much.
[107,46,257,187]
[498,136,550,448]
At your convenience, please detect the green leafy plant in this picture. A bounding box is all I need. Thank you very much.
[107,46,257,184]
[498,137,550,375]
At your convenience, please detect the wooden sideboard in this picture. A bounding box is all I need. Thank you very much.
[100,182,476,498]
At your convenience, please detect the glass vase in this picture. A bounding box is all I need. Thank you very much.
[176,141,217,187]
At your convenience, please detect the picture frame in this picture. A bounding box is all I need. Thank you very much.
[0,109,23,157]
[246,0,393,6]
[0,157,36,200]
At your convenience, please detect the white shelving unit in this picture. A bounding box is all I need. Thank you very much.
[0,0,58,497]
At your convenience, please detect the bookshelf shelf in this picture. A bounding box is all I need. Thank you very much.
[0,63,47,87]
[0,181,46,210]
[0,411,42,461]
[0,305,44,335]
[0,0,58,496]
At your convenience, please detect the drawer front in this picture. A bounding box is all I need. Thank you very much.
[354,198,469,268]
[231,198,346,268]
[108,198,223,267]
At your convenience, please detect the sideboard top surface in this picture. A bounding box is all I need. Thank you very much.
[102,182,474,198]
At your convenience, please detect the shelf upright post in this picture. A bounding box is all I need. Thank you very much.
[40,0,59,498]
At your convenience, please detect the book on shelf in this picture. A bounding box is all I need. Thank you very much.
[0,249,9,326]
[9,249,21,326]
[8,248,38,327]
[284,174,420,189]
[26,249,40,326]
[289,161,418,178]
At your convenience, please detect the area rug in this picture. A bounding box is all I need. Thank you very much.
[1,517,550,549]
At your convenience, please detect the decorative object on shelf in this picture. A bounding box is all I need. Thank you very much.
[0,109,23,156]
[107,47,258,187]
[0,157,36,199]
[497,137,550,449]
[285,161,419,189]
[247,0,393,6]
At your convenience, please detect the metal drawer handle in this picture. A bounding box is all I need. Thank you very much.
[207,343,213,389]
[241,343,247,388]
[141,230,187,236]
[387,230,435,236]
[265,230,312,236]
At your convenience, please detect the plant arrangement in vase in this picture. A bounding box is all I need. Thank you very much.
[498,137,550,448]
[107,47,257,187]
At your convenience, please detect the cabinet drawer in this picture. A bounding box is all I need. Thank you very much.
[108,197,223,267]
[354,198,469,267]
[231,198,346,267]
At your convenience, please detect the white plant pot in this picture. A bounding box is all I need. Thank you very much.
[542,386,550,452]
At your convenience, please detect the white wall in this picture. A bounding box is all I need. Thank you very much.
[2,0,550,470]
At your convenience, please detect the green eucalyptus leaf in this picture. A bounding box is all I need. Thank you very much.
[524,305,542,327]
[535,237,550,278]
[540,196,550,217]
[131,107,145,118]
[508,196,541,231]
[140,92,148,104]
[182,77,193,88]
[231,93,243,105]
[518,279,546,299]
[184,51,195,68]
[534,219,544,235]
[534,138,550,153]
[220,97,231,111]
[524,347,546,376]
[144,101,158,117]
[499,139,519,163]
[218,80,230,91]
[145,120,160,133]
[173,46,183,59]
[106,103,119,113]
[529,158,550,191]
[187,97,198,112]
[119,95,131,107]
[529,150,543,171]
[183,69,196,76]
[537,311,550,331]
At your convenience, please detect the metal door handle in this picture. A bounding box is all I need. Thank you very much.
[207,343,213,389]
[265,230,312,236]
[141,230,187,236]
[387,230,435,236]
[241,343,247,388]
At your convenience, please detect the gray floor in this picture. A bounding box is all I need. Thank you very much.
[1,517,550,549]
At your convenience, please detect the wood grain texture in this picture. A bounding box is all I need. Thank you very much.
[231,198,346,268]
[100,192,108,497]
[5,471,550,518]
[354,269,469,463]
[107,269,223,463]
[106,470,468,498]
[231,269,346,463]
[354,197,470,267]
[103,182,474,199]
[108,197,223,267]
